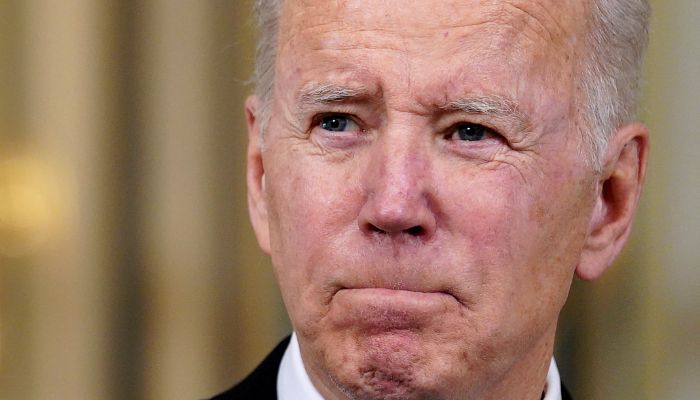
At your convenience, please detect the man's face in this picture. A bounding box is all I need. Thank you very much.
[251,0,596,398]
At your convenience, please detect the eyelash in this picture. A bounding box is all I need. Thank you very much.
[311,113,366,136]
[443,122,500,142]
[310,113,504,143]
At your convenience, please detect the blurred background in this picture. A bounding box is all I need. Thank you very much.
[0,1,697,399]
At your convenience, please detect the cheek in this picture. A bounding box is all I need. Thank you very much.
[264,151,362,321]
[268,162,359,250]
[439,169,522,266]
[440,162,592,314]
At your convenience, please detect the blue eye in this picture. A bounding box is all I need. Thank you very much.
[455,123,487,141]
[320,115,351,132]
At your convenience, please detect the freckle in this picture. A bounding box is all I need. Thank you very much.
[528,203,547,222]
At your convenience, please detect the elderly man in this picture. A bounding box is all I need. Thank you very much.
[216,0,650,398]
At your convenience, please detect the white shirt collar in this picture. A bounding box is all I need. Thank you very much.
[277,333,324,400]
[278,333,562,400]
[543,358,562,400]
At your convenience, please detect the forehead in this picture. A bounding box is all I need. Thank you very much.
[276,0,587,117]
[279,0,585,51]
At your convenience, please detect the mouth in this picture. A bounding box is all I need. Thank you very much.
[329,287,462,331]
[336,287,455,302]
[333,282,462,304]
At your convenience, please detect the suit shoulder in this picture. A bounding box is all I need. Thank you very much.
[210,336,291,400]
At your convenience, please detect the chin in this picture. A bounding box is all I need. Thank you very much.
[330,361,435,400]
[295,287,520,399]
[319,330,457,400]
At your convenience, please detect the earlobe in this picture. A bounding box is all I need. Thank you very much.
[246,95,271,254]
[576,123,649,280]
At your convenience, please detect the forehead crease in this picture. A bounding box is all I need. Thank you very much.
[491,0,582,45]
[280,1,582,62]
[277,1,579,113]
[284,0,544,42]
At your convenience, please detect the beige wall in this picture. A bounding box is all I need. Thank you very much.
[556,2,700,398]
[0,1,697,399]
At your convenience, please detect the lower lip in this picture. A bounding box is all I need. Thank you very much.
[330,288,458,330]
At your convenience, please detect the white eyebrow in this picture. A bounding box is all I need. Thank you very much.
[299,83,370,108]
[443,96,531,130]
[445,96,515,114]
[299,83,364,105]
[296,86,531,131]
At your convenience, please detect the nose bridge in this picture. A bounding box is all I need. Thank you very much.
[359,122,436,237]
[371,131,427,202]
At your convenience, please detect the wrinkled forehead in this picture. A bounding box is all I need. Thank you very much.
[279,0,588,49]
[275,0,589,122]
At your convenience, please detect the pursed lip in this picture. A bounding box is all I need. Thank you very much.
[333,286,459,306]
[336,286,451,296]
[329,287,462,331]
[330,283,473,310]
[334,278,455,295]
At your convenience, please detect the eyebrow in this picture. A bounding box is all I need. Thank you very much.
[297,84,531,132]
[442,96,531,131]
[298,83,370,108]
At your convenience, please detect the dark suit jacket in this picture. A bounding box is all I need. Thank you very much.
[211,336,572,400]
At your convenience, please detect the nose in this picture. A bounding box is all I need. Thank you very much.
[358,132,437,240]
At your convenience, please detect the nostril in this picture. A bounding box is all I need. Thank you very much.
[364,223,425,236]
[367,223,385,234]
[406,225,424,236]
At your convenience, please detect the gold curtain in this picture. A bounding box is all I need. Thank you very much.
[0,1,698,399]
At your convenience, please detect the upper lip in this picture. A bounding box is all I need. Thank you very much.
[339,285,447,293]
[334,283,458,303]
[338,279,449,292]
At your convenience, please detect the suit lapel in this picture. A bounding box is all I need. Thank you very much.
[211,335,291,399]
[561,382,573,400]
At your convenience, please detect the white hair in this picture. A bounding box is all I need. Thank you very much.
[581,0,650,169]
[251,0,650,171]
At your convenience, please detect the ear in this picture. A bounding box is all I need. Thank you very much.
[576,123,649,280]
[246,95,271,254]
